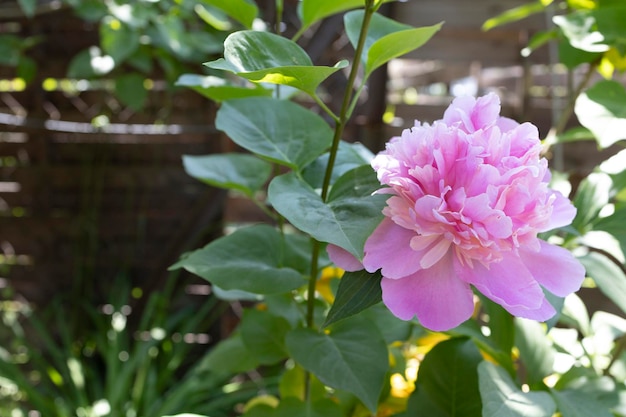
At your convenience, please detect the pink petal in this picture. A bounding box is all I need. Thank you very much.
[504,296,556,322]
[541,191,577,232]
[455,252,544,311]
[363,218,423,279]
[519,240,585,297]
[381,251,475,331]
[326,244,363,272]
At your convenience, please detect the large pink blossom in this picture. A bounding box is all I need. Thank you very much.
[329,93,585,331]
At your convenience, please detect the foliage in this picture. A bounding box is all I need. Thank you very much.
[0,275,267,417]
[170,0,626,416]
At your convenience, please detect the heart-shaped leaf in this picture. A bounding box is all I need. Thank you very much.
[170,224,307,294]
[575,80,626,148]
[286,316,388,412]
[206,31,347,96]
[200,0,259,29]
[216,97,333,170]
[479,361,556,417]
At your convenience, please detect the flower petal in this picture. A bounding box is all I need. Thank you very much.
[381,251,475,331]
[363,218,425,279]
[541,190,577,232]
[504,295,556,322]
[326,244,363,272]
[519,240,585,297]
[456,252,544,310]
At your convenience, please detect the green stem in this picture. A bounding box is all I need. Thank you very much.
[302,0,376,401]
[275,0,284,35]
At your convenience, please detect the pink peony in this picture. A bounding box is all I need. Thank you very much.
[329,93,585,331]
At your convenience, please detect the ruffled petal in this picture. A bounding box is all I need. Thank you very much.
[455,252,544,310]
[363,218,424,279]
[326,244,363,272]
[519,240,586,297]
[541,190,577,232]
[381,251,475,331]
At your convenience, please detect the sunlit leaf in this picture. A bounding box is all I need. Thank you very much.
[216,97,333,170]
[206,31,346,96]
[575,80,626,148]
[344,11,442,77]
[182,153,272,197]
[553,11,609,53]
[479,362,556,417]
[482,1,550,31]
[551,389,614,417]
[571,172,612,233]
[286,316,388,412]
[579,251,626,316]
[176,74,272,102]
[514,318,555,386]
[299,0,394,34]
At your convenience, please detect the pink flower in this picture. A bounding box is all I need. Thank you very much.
[329,93,585,331]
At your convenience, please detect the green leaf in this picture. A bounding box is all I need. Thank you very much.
[200,0,259,29]
[344,11,442,77]
[216,97,333,170]
[300,0,365,33]
[274,397,343,417]
[555,126,595,143]
[170,224,307,294]
[17,56,36,84]
[197,332,259,375]
[359,303,413,344]
[286,316,388,413]
[206,31,347,96]
[114,73,147,111]
[551,389,614,417]
[100,17,140,64]
[67,47,114,78]
[323,269,382,328]
[268,167,387,259]
[408,338,483,417]
[175,74,272,102]
[578,251,626,315]
[594,205,626,255]
[575,80,626,149]
[553,11,609,53]
[571,172,612,233]
[482,1,548,31]
[593,5,626,54]
[481,297,515,359]
[240,309,292,365]
[479,362,556,417]
[558,38,603,69]
[302,141,374,189]
[514,318,555,386]
[182,153,272,197]
[279,363,327,402]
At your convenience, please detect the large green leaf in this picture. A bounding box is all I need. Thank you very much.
[479,362,556,417]
[514,318,555,387]
[323,269,382,328]
[200,0,258,29]
[575,80,626,149]
[182,153,272,197]
[240,309,292,365]
[216,97,333,170]
[344,11,442,77]
[206,31,347,96]
[268,166,387,259]
[579,251,626,315]
[196,332,259,375]
[407,338,483,417]
[175,74,272,102]
[551,389,614,417]
[170,224,306,294]
[553,11,609,53]
[286,316,388,412]
[482,1,549,31]
[594,205,626,256]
